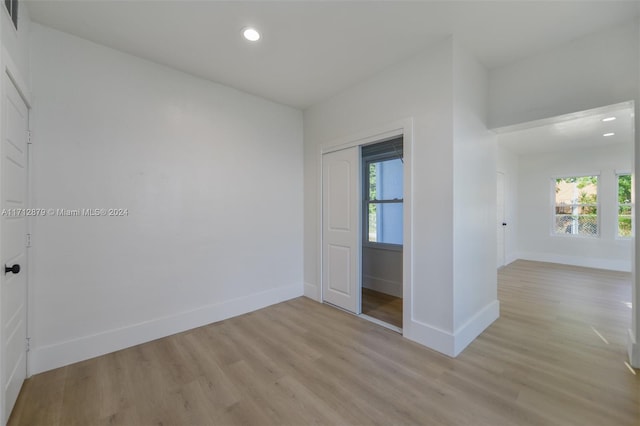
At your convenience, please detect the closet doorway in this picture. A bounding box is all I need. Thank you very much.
[360,138,403,330]
[321,122,411,334]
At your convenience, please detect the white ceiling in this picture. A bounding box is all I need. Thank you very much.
[26,1,640,109]
[496,102,634,155]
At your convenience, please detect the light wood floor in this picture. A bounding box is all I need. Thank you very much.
[9,260,639,425]
[361,288,403,328]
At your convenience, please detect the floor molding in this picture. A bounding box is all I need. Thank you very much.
[517,251,631,272]
[31,283,302,374]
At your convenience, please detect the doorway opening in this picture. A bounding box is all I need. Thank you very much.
[493,100,636,364]
[320,120,412,336]
[360,138,403,330]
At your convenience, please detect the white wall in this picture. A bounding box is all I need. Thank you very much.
[362,247,402,297]
[304,39,454,337]
[304,38,498,357]
[490,21,639,129]
[497,146,519,265]
[305,39,455,351]
[451,41,498,351]
[516,143,633,271]
[29,24,304,373]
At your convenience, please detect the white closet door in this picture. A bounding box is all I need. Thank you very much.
[322,147,360,314]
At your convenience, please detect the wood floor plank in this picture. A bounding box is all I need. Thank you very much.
[8,366,67,426]
[8,260,640,426]
[361,288,403,328]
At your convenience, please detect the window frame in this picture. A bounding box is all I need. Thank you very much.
[551,174,600,238]
[616,172,633,239]
[362,147,403,250]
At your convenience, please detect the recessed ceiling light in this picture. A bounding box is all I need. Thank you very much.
[603,132,615,137]
[242,27,260,42]
[602,116,617,122]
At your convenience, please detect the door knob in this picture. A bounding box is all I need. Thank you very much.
[4,264,20,275]
[502,222,507,226]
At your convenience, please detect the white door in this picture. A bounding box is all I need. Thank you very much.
[322,147,360,314]
[497,172,506,268]
[1,76,29,424]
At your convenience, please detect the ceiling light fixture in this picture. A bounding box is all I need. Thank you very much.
[602,117,617,122]
[242,27,261,42]
[603,132,615,137]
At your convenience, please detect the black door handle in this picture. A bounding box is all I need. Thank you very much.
[502,223,507,226]
[4,264,20,275]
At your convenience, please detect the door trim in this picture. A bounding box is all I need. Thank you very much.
[317,118,413,336]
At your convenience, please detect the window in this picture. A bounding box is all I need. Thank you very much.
[554,176,598,237]
[4,0,17,29]
[363,138,403,246]
[617,173,633,238]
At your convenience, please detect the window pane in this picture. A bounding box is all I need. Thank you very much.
[555,209,598,237]
[554,176,598,237]
[555,176,598,205]
[619,205,632,237]
[618,174,632,204]
[619,217,633,237]
[618,174,633,238]
[368,202,403,244]
[368,158,403,201]
[368,203,377,242]
[578,212,598,236]
[619,205,632,215]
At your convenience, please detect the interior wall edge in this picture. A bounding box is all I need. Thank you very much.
[404,319,455,357]
[452,299,500,356]
[303,282,320,301]
[403,298,499,358]
[628,329,640,367]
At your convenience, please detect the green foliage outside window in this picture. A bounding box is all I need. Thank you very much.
[618,174,632,237]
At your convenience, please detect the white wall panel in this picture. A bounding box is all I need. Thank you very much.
[29,24,303,373]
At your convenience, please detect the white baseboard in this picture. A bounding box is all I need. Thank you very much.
[362,275,402,297]
[30,284,303,374]
[304,281,320,301]
[505,253,518,266]
[453,300,500,356]
[403,300,499,357]
[403,319,455,356]
[628,329,640,368]
[517,251,631,272]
